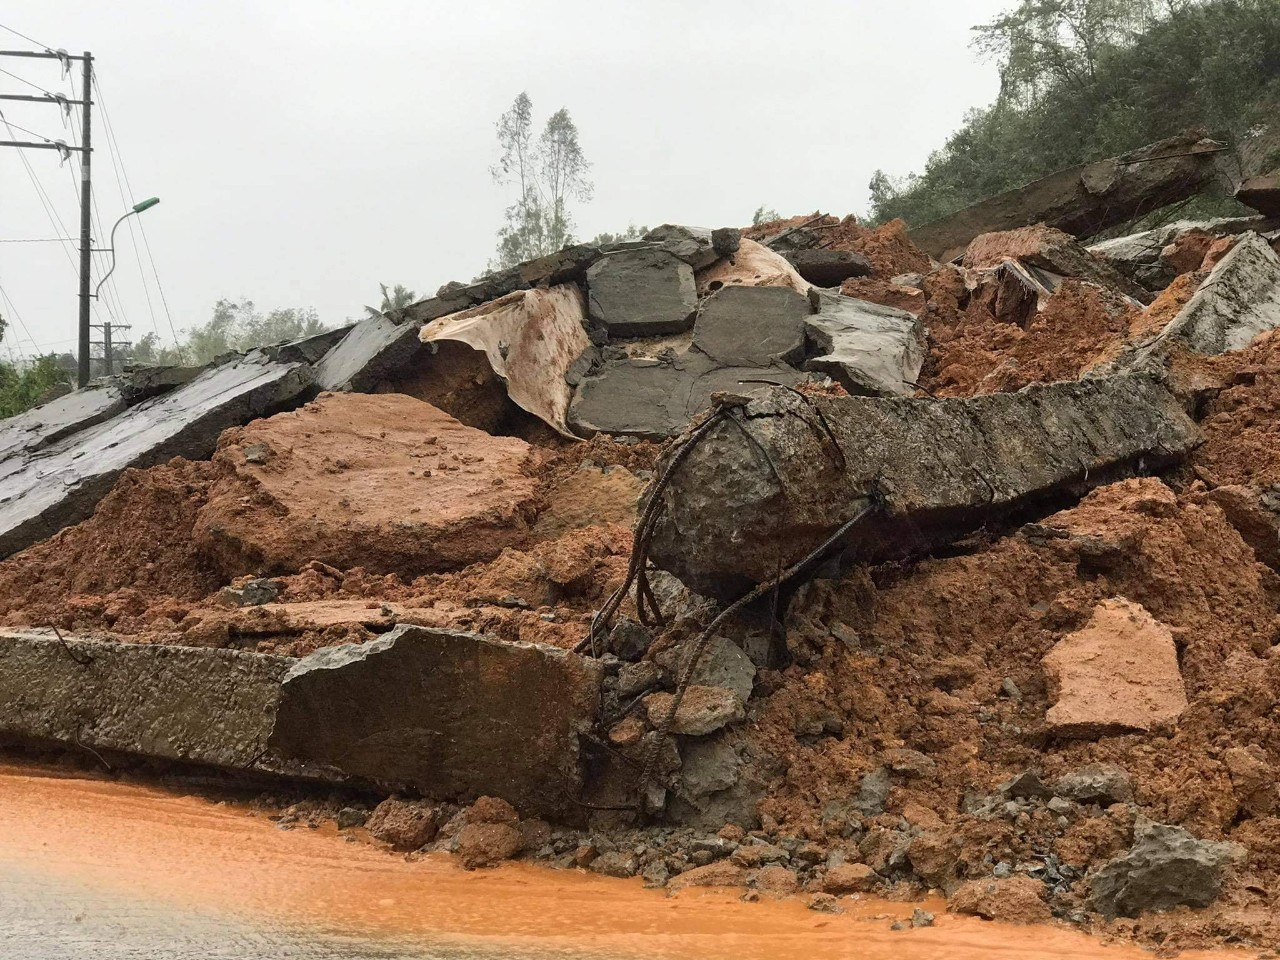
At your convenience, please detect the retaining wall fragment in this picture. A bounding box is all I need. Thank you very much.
[646,375,1199,596]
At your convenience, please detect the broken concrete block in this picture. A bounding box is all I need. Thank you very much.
[1088,216,1280,291]
[1090,820,1245,918]
[679,737,742,798]
[646,374,1198,596]
[314,313,426,393]
[420,284,591,437]
[693,285,810,367]
[911,134,1225,262]
[1237,173,1280,217]
[656,635,756,702]
[269,624,603,819]
[963,224,1152,304]
[644,224,723,270]
[567,351,805,440]
[194,393,539,577]
[1134,232,1280,359]
[782,249,874,287]
[803,290,924,396]
[0,350,313,561]
[643,686,745,736]
[1204,484,1280,571]
[1042,598,1188,738]
[586,249,698,337]
[696,238,811,298]
[0,629,290,771]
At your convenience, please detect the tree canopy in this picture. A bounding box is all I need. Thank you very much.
[868,0,1280,227]
[133,299,328,367]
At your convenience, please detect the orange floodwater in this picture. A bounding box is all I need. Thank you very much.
[0,763,1240,959]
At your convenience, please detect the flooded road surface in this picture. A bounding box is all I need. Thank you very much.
[0,764,1234,959]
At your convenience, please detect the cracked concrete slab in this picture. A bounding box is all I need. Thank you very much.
[803,291,924,396]
[0,351,313,560]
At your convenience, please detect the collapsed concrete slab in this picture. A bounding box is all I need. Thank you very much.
[803,291,924,396]
[587,249,698,337]
[782,249,874,287]
[644,224,740,269]
[420,285,591,436]
[0,351,312,561]
[313,313,425,392]
[0,381,124,472]
[0,629,291,771]
[1237,173,1280,217]
[1042,599,1188,739]
[1134,232,1280,359]
[567,352,806,440]
[268,624,603,819]
[646,375,1198,596]
[693,286,810,367]
[910,134,1225,262]
[195,392,540,576]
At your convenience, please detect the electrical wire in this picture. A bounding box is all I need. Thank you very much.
[94,73,180,355]
[0,65,55,97]
[0,21,51,51]
[0,278,39,359]
[0,115,62,145]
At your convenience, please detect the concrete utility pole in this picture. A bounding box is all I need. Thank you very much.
[76,52,92,387]
[0,47,93,385]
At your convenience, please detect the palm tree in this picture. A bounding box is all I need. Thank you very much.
[364,283,417,318]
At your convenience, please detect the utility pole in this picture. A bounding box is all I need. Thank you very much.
[76,52,92,387]
[0,47,93,386]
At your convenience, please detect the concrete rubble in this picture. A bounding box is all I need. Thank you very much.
[4,170,1280,949]
[645,373,1197,595]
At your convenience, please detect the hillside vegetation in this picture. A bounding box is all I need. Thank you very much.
[868,0,1280,227]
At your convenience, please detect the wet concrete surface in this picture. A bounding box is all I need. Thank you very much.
[0,763,1237,960]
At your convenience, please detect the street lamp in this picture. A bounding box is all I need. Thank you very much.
[93,197,160,301]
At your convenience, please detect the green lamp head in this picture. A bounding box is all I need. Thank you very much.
[131,197,160,214]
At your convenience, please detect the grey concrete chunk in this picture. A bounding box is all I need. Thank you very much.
[269,624,603,819]
[646,374,1198,596]
[314,313,425,392]
[1237,173,1280,217]
[567,351,805,440]
[644,224,721,270]
[656,635,755,703]
[1054,764,1134,805]
[0,629,291,771]
[0,351,312,560]
[1088,216,1280,291]
[804,291,924,396]
[680,737,742,798]
[693,285,810,367]
[1139,232,1280,357]
[783,249,874,286]
[1091,820,1245,918]
[586,249,698,337]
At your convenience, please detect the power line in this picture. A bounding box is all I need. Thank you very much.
[0,22,51,51]
[0,237,71,243]
[0,65,55,97]
[0,277,38,359]
[0,114,63,145]
[94,73,181,355]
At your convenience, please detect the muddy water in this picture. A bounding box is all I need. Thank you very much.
[0,764,1231,960]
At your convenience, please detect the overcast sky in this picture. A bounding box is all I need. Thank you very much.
[0,0,1010,357]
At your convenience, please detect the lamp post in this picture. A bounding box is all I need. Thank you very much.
[91,197,159,379]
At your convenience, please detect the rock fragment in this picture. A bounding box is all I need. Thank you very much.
[1042,598,1188,738]
[948,876,1052,923]
[1236,173,1280,217]
[782,248,874,286]
[1054,764,1135,805]
[1090,821,1245,918]
[644,686,745,736]
[693,285,810,367]
[366,798,442,851]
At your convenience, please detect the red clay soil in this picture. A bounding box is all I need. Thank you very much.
[744,213,935,278]
[923,277,1138,396]
[746,476,1280,949]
